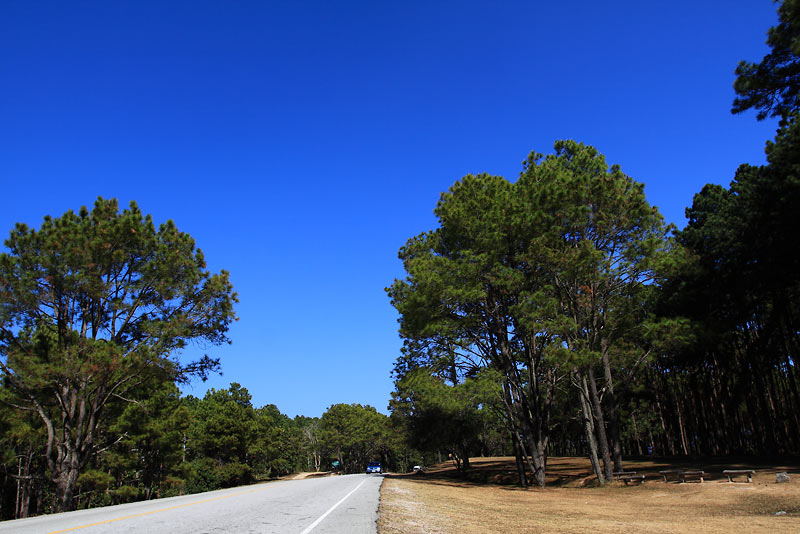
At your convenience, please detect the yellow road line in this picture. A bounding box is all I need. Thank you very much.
[48,485,269,533]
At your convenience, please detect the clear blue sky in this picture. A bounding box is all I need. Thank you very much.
[0,1,781,417]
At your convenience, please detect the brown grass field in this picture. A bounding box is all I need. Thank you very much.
[377,456,800,533]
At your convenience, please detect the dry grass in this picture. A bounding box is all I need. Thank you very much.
[378,457,800,534]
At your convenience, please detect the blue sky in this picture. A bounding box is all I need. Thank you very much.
[0,1,781,417]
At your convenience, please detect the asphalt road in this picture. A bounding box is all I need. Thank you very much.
[0,474,382,534]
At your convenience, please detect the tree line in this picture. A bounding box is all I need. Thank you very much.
[0,197,412,520]
[387,0,800,487]
[1,372,406,519]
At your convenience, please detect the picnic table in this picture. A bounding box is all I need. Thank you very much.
[722,469,755,483]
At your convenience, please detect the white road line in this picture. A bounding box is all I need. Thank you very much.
[298,477,369,534]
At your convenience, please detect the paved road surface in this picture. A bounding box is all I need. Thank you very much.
[0,474,382,534]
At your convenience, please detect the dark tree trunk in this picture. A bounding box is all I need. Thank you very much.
[673,389,690,456]
[654,381,675,455]
[587,367,613,480]
[53,468,79,512]
[601,351,623,472]
[511,432,528,488]
[578,373,604,484]
[501,381,530,487]
[497,343,552,488]
[526,436,547,487]
[630,411,643,456]
[19,448,34,518]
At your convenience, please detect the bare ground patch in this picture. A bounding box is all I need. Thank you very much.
[287,471,335,480]
[378,457,800,534]
[378,477,448,534]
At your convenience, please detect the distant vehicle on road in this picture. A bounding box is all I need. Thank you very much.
[366,462,382,474]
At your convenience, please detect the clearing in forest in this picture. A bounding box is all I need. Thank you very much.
[377,456,800,534]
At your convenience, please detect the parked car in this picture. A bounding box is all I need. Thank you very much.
[366,462,382,474]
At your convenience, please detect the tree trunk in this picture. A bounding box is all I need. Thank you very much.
[785,353,800,429]
[501,376,548,487]
[15,457,21,519]
[511,432,528,488]
[601,351,623,472]
[709,361,730,455]
[525,435,547,487]
[53,468,80,512]
[752,367,778,457]
[673,390,690,456]
[587,367,613,480]
[501,381,529,487]
[20,448,33,518]
[654,384,675,455]
[578,373,604,484]
[630,411,643,456]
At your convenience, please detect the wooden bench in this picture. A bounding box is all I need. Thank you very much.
[619,474,646,485]
[679,470,704,483]
[722,469,754,483]
[659,469,704,483]
[612,471,638,480]
[659,469,682,482]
